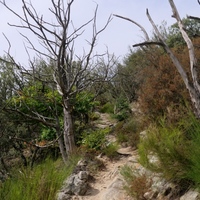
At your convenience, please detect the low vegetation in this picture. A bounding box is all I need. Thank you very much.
[138,112,200,188]
[121,165,152,200]
[0,155,80,200]
[1,0,200,199]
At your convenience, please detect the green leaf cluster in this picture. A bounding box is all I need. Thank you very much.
[80,128,110,150]
[9,82,62,117]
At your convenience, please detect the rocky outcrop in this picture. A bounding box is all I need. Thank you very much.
[101,177,130,200]
[180,190,200,200]
[56,160,89,200]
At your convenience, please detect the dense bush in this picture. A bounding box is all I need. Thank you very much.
[138,49,190,121]
[79,128,110,151]
[138,113,200,188]
[114,97,131,121]
[100,102,114,114]
[115,118,141,147]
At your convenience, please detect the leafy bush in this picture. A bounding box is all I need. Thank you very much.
[40,127,56,141]
[114,97,131,121]
[80,128,110,151]
[115,118,140,147]
[0,155,80,200]
[73,91,99,122]
[103,142,119,159]
[100,102,114,114]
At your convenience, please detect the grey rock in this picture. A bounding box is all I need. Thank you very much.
[73,175,88,195]
[56,160,90,200]
[78,171,88,180]
[101,177,128,200]
[180,190,200,200]
[56,192,72,200]
[144,190,158,200]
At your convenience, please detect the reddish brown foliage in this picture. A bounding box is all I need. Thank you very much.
[138,45,193,122]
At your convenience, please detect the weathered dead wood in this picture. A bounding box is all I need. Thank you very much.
[114,0,200,117]
[113,14,150,41]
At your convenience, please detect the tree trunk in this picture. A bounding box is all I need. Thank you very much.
[56,128,68,163]
[188,87,200,118]
[63,98,76,156]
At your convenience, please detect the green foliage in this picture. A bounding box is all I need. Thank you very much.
[114,97,131,121]
[115,118,140,147]
[102,142,118,159]
[89,112,100,121]
[100,102,114,114]
[116,131,129,144]
[40,127,57,141]
[138,113,200,187]
[0,155,80,200]
[112,49,147,102]
[139,124,188,177]
[73,91,99,116]
[9,82,62,116]
[80,128,110,150]
[167,18,200,48]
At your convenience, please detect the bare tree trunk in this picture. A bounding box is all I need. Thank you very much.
[63,99,76,155]
[56,127,68,163]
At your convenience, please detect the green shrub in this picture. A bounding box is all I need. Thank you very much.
[139,124,188,177]
[115,118,140,147]
[116,132,129,143]
[89,112,100,121]
[138,113,200,188]
[114,97,131,121]
[80,128,110,150]
[103,142,119,159]
[0,155,80,200]
[100,102,114,114]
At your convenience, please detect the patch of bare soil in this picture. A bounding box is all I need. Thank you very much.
[81,155,132,200]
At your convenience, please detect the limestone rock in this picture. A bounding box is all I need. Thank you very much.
[180,190,200,200]
[144,190,158,200]
[56,159,90,200]
[56,192,71,200]
[117,146,133,155]
[101,177,131,200]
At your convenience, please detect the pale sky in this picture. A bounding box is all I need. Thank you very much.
[0,0,200,65]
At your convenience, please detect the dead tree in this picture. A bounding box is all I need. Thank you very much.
[114,0,200,118]
[0,0,113,162]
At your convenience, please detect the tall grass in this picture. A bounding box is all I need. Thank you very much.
[0,155,80,200]
[120,165,151,199]
[138,112,200,188]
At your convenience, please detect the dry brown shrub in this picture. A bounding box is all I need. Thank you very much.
[138,46,191,123]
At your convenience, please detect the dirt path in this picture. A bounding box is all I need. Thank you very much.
[78,113,135,200]
[81,152,136,200]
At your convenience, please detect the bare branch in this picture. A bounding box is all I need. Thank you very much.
[5,108,57,128]
[132,41,164,48]
[2,33,11,54]
[113,14,150,41]
[168,0,200,92]
[187,15,200,21]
